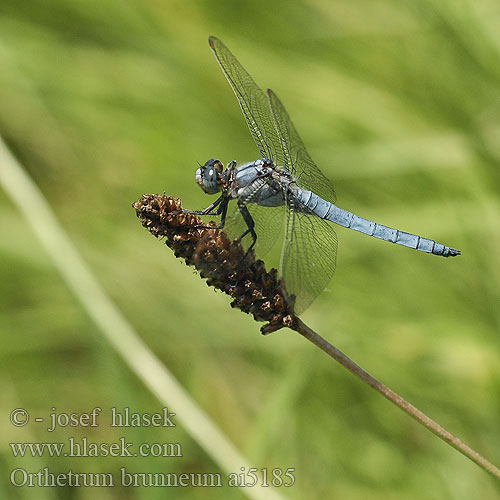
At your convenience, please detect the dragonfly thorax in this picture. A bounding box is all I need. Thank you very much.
[195,159,224,194]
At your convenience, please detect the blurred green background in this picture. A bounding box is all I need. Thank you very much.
[1,0,500,498]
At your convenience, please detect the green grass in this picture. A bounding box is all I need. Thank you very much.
[1,0,500,498]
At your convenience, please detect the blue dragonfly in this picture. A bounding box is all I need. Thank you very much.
[190,36,460,313]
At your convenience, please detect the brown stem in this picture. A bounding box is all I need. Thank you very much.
[292,317,500,480]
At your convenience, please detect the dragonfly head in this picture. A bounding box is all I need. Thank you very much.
[196,159,224,195]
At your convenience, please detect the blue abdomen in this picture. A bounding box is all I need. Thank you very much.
[293,188,460,257]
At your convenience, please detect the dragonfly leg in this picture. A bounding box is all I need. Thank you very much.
[213,198,229,229]
[182,194,225,216]
[188,198,230,231]
[236,202,257,258]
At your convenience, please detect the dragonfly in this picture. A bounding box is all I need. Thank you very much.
[189,36,460,314]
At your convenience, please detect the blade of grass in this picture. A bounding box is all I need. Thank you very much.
[0,135,288,500]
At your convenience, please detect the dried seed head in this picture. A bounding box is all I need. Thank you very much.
[132,194,297,333]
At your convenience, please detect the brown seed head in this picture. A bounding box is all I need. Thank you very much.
[132,194,297,333]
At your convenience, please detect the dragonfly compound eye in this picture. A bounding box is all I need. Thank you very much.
[195,159,223,194]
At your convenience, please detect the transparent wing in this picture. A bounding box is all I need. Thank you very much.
[267,89,336,204]
[281,199,338,314]
[267,90,338,312]
[209,37,284,165]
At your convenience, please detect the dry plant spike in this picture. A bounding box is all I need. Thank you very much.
[132,194,296,334]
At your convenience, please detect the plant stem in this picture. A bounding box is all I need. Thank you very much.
[292,317,500,480]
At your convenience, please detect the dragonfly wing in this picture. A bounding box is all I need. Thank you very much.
[267,89,336,204]
[266,89,338,312]
[209,37,284,165]
[281,197,338,314]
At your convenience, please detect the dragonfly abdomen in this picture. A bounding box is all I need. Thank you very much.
[295,189,460,257]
